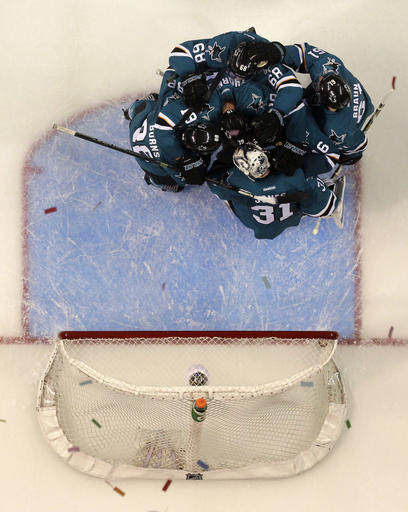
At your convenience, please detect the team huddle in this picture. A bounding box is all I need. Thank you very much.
[124,28,373,240]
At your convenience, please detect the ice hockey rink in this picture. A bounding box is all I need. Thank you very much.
[1,0,408,510]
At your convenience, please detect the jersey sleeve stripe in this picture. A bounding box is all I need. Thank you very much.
[169,44,193,59]
[325,155,339,170]
[309,190,337,217]
[275,77,302,90]
[342,137,368,154]
[276,82,304,91]
[156,112,176,128]
[154,124,173,131]
[327,152,340,161]
[294,43,307,72]
[286,101,305,117]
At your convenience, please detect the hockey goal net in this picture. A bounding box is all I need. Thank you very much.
[37,330,346,480]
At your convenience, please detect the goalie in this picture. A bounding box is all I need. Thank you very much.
[207,143,344,240]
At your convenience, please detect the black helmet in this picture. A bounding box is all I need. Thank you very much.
[227,42,257,79]
[318,73,352,110]
[181,123,221,154]
[220,109,248,146]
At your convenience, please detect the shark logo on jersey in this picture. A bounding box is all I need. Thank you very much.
[248,93,265,114]
[201,104,215,121]
[162,92,181,107]
[329,129,346,145]
[208,42,226,63]
[322,58,341,74]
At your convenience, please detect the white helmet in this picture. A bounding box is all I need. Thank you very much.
[233,143,270,179]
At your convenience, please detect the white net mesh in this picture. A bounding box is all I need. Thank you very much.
[37,332,346,479]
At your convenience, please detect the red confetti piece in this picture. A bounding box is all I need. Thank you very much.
[388,326,394,338]
[162,479,172,491]
[44,207,57,214]
[161,282,166,291]
[68,446,80,452]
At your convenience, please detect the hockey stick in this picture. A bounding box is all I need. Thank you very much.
[53,125,177,170]
[205,176,307,205]
[53,125,284,204]
[312,75,396,235]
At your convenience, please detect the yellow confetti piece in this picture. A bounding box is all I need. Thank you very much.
[105,480,125,496]
[0,419,6,423]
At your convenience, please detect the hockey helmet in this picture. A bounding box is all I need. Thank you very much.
[233,142,270,179]
[227,42,257,79]
[318,73,352,110]
[181,123,221,154]
[220,109,248,146]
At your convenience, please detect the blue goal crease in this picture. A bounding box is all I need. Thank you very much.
[25,103,357,338]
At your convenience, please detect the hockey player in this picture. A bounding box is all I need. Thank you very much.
[222,80,340,178]
[167,29,285,82]
[162,30,301,114]
[207,143,342,240]
[126,75,226,191]
[283,43,374,165]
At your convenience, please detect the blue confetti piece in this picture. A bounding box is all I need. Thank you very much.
[300,381,314,387]
[197,459,209,471]
[79,380,93,386]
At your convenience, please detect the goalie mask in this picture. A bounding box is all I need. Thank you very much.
[233,143,270,179]
[318,73,352,110]
[181,123,221,154]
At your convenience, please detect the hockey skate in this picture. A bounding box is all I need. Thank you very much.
[144,174,184,193]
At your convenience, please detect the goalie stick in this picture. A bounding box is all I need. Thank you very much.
[312,76,397,235]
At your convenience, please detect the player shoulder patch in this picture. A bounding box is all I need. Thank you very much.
[207,42,226,63]
[322,57,341,74]
[329,129,347,145]
[248,93,265,114]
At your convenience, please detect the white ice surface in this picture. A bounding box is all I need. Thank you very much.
[1,0,408,510]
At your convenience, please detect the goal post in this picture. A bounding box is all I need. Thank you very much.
[37,330,346,480]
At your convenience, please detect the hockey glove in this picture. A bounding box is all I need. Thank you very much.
[220,109,248,146]
[338,153,362,166]
[178,155,207,185]
[250,109,285,146]
[270,141,308,176]
[181,73,208,112]
[246,41,286,69]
